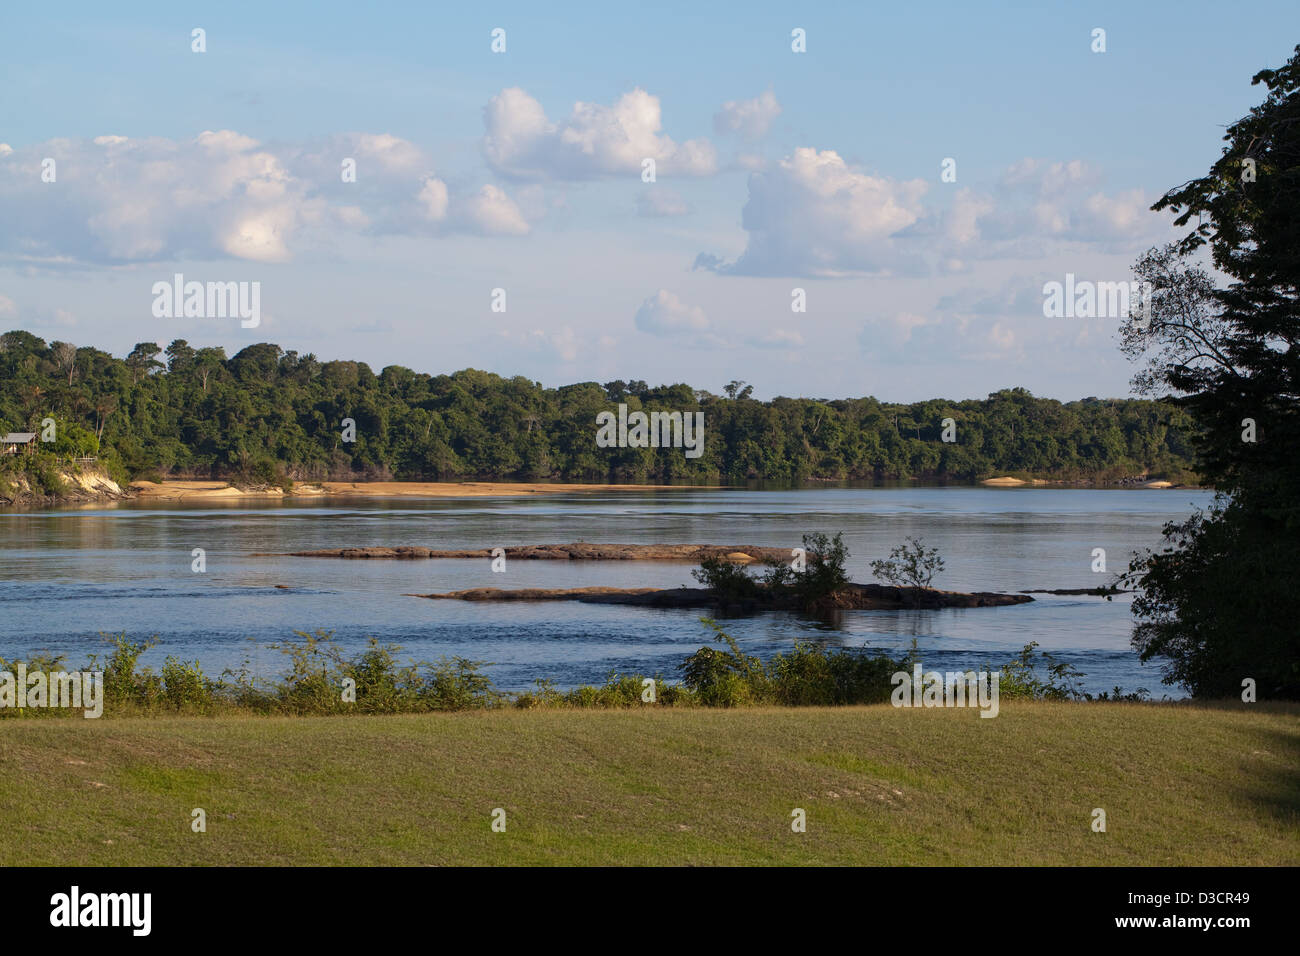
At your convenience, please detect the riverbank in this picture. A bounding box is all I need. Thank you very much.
[0,466,126,508]
[1,702,1292,865]
[129,479,702,501]
[3,475,1196,508]
[980,475,1184,489]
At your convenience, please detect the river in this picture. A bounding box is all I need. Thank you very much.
[0,486,1216,697]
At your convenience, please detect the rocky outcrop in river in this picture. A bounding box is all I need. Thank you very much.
[273,542,797,563]
[408,583,1033,612]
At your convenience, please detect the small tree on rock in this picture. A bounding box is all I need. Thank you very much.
[871,537,945,590]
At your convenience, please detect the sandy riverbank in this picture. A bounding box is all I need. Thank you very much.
[126,477,1186,500]
[128,479,702,501]
[980,475,1179,488]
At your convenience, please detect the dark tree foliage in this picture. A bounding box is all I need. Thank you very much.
[0,334,1195,485]
[784,531,851,607]
[693,532,849,612]
[1123,46,1300,698]
[691,556,762,601]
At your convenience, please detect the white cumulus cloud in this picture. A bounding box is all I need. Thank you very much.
[0,132,531,266]
[460,184,530,235]
[714,91,782,140]
[418,176,450,221]
[483,87,716,180]
[701,148,928,277]
[634,289,711,335]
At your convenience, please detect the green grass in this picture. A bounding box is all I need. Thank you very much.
[1,701,1296,865]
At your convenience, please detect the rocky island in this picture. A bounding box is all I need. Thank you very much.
[407,582,1033,612]
[268,542,797,562]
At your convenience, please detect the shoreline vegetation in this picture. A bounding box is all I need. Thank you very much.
[0,622,1145,724]
[2,332,1201,497]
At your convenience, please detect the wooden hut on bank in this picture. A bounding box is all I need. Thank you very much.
[1,432,37,456]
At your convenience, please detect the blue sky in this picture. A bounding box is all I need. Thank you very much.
[2,1,1297,400]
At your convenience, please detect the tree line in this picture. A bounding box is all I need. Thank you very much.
[0,331,1196,485]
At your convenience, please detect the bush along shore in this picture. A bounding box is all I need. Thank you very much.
[0,623,1151,721]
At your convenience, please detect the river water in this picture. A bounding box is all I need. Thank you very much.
[0,486,1215,697]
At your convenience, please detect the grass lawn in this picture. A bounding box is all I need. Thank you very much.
[1,701,1296,866]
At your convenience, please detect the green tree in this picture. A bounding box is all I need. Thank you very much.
[1122,46,1300,698]
[125,342,164,384]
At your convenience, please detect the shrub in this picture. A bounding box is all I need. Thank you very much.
[514,678,565,709]
[421,655,502,710]
[27,457,68,497]
[679,618,770,706]
[759,531,851,611]
[262,630,503,713]
[160,656,213,711]
[94,633,160,707]
[680,618,904,706]
[792,531,851,600]
[995,642,1086,701]
[768,641,900,706]
[992,643,1150,701]
[515,674,689,708]
[97,447,131,488]
[242,458,294,492]
[871,536,946,589]
[0,651,69,719]
[691,532,852,613]
[691,556,761,601]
